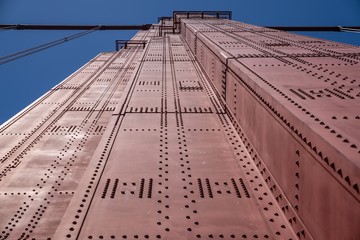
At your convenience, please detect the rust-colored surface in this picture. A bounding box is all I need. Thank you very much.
[0,16,359,240]
[180,17,360,239]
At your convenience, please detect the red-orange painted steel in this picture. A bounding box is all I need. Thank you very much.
[180,17,360,240]
[0,15,359,240]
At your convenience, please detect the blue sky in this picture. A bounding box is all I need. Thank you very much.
[0,0,359,125]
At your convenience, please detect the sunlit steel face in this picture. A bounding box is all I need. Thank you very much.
[0,15,359,240]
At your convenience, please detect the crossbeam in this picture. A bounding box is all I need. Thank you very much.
[0,24,152,30]
[265,26,360,32]
[1,24,359,32]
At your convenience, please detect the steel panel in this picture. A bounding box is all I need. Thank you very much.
[300,147,360,240]
[200,32,280,57]
[1,15,359,240]
[0,103,59,134]
[0,50,135,239]
[231,56,360,154]
[184,26,197,54]
[181,18,359,239]
[225,69,360,239]
[52,33,296,239]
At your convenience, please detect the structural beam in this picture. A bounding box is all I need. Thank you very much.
[0,24,153,30]
[265,26,360,32]
[2,24,360,32]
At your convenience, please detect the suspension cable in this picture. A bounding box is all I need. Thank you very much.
[0,26,101,65]
[339,26,360,33]
[0,25,17,31]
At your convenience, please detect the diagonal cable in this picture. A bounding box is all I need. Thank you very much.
[0,26,100,65]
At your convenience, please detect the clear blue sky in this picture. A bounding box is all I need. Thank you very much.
[0,0,359,125]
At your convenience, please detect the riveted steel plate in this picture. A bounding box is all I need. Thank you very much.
[1,15,359,240]
[182,17,360,240]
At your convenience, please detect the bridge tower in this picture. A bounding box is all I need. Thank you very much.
[0,12,359,239]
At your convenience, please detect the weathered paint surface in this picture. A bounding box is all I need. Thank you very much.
[0,16,359,240]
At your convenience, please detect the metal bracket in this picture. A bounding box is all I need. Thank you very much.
[172,11,232,21]
[157,17,175,36]
[172,11,232,33]
[115,40,147,51]
[158,25,175,36]
[157,17,172,23]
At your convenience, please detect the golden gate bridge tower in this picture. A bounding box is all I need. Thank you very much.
[0,11,359,240]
